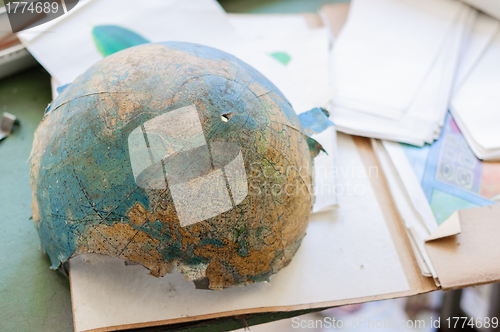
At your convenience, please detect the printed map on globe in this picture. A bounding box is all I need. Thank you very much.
[30,42,325,289]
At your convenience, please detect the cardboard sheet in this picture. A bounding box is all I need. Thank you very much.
[425,211,461,242]
[66,5,446,331]
[69,134,413,332]
[426,205,500,290]
[351,136,438,293]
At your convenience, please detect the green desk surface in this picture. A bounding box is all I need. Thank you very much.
[0,68,74,332]
[0,1,345,331]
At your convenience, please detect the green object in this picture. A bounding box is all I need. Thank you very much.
[92,25,150,57]
[0,68,74,332]
[270,51,292,65]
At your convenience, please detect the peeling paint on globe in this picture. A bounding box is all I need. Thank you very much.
[29,42,316,290]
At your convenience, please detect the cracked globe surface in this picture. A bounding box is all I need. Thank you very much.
[30,42,315,289]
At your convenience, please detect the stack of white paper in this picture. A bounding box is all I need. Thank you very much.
[450,18,500,160]
[329,0,474,146]
[452,13,500,91]
[372,140,439,279]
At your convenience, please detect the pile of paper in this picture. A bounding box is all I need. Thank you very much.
[329,0,476,147]
[372,139,439,279]
[373,112,500,279]
[450,15,500,160]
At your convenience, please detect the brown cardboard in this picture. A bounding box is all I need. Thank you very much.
[352,136,438,295]
[425,205,500,290]
[320,2,350,37]
[425,211,461,242]
[68,4,445,331]
[68,135,438,332]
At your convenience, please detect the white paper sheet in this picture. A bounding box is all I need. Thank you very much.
[449,12,500,161]
[451,30,500,159]
[310,127,338,213]
[382,141,438,235]
[329,6,474,149]
[329,0,472,146]
[451,113,500,161]
[70,134,409,332]
[224,26,332,115]
[330,105,436,146]
[453,12,500,91]
[330,0,464,118]
[330,3,473,148]
[372,140,438,279]
[405,5,474,130]
[228,14,311,37]
[18,0,234,85]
